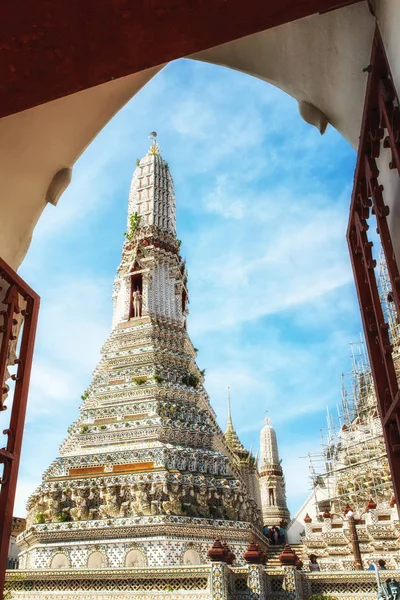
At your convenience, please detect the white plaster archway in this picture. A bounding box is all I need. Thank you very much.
[182,549,202,565]
[2,1,400,271]
[50,553,69,569]
[125,549,146,567]
[87,551,106,569]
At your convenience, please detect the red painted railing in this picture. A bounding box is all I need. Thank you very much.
[0,258,39,595]
[347,28,400,511]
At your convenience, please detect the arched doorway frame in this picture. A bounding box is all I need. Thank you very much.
[1,0,400,593]
[0,0,364,120]
[347,27,400,516]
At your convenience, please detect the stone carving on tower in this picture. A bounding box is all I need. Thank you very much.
[259,413,290,527]
[17,134,265,572]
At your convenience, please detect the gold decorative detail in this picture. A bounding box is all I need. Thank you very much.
[69,466,105,476]
[113,461,154,472]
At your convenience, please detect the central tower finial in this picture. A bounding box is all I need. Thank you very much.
[148,131,161,156]
[227,387,233,429]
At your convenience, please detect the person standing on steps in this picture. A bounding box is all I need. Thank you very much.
[308,554,320,572]
[278,524,286,544]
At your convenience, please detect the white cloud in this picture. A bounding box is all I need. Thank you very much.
[29,143,121,244]
[280,439,317,514]
[170,98,214,139]
[14,479,38,517]
[199,316,354,454]
[187,184,352,335]
[205,178,247,220]
[36,277,111,370]
[27,360,81,416]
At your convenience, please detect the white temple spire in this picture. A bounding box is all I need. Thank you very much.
[259,412,290,526]
[148,131,162,157]
[112,136,183,328]
[19,137,265,574]
[227,387,233,429]
[127,132,176,235]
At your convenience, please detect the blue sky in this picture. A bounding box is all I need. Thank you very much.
[15,58,361,517]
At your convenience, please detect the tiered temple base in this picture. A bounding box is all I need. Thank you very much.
[302,507,400,571]
[6,563,400,600]
[17,517,266,570]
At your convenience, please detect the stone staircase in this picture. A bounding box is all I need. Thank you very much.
[265,543,308,571]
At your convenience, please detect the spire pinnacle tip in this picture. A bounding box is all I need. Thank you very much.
[148,131,161,156]
[227,387,233,429]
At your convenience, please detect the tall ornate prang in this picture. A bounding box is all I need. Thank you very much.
[259,413,290,526]
[16,136,265,575]
[224,389,261,509]
[112,132,181,329]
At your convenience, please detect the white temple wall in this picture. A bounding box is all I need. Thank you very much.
[260,475,285,508]
[286,484,331,544]
[112,277,129,328]
[252,471,262,512]
[18,535,258,569]
[375,0,400,267]
[377,0,400,103]
[275,482,286,507]
[150,262,179,321]
[375,148,400,267]
[195,3,375,148]
[149,263,160,316]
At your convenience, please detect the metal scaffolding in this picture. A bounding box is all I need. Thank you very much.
[308,252,396,517]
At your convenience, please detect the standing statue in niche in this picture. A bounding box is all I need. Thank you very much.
[268,487,275,506]
[132,288,143,318]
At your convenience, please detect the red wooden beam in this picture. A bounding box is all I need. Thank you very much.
[347,28,400,511]
[0,0,361,119]
[0,258,40,595]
